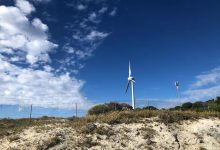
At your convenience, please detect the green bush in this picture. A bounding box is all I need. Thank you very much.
[192,101,205,108]
[142,106,158,110]
[173,106,182,110]
[182,102,193,110]
[213,105,220,112]
[216,97,220,105]
[169,98,220,112]
[87,102,132,115]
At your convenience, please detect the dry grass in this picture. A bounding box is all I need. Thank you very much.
[79,122,114,138]
[0,117,64,138]
[8,134,20,142]
[0,110,219,139]
[140,127,157,139]
[68,110,220,127]
[76,136,98,148]
[95,125,114,136]
[37,136,62,150]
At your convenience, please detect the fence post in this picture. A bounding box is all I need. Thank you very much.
[29,104,32,123]
[75,103,77,118]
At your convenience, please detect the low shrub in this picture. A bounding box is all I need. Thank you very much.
[181,102,193,110]
[0,118,62,138]
[140,127,156,139]
[142,106,158,110]
[87,102,132,115]
[77,137,98,148]
[37,136,62,150]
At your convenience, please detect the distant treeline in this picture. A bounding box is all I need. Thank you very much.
[88,102,158,115]
[170,97,220,112]
[88,102,132,115]
[88,97,220,115]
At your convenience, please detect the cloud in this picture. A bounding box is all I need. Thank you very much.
[86,30,109,41]
[32,18,48,31]
[57,29,109,72]
[180,66,220,102]
[190,67,220,88]
[0,58,91,110]
[0,0,117,111]
[88,12,100,23]
[15,0,36,15]
[183,85,220,101]
[77,4,87,10]
[109,7,117,16]
[0,5,57,64]
[99,6,108,14]
[0,1,93,110]
[32,0,51,3]
[60,0,116,73]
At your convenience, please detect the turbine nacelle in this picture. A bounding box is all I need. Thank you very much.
[128,76,135,81]
[175,81,180,90]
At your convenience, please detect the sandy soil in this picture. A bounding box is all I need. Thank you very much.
[0,118,219,150]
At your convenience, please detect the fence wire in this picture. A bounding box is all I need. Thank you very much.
[0,99,181,119]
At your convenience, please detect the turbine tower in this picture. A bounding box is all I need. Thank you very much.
[175,81,181,108]
[125,61,135,109]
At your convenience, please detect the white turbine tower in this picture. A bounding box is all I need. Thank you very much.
[175,81,181,109]
[125,62,136,109]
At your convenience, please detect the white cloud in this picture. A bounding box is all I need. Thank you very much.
[10,56,21,62]
[15,0,36,15]
[88,12,97,22]
[88,12,101,23]
[0,2,93,110]
[62,1,116,72]
[63,45,75,54]
[180,66,220,102]
[0,58,92,110]
[0,0,118,112]
[32,18,48,31]
[86,30,109,41]
[75,50,90,59]
[99,6,108,14]
[0,5,57,64]
[26,40,55,64]
[183,85,220,101]
[77,4,87,10]
[109,7,117,16]
[0,0,117,111]
[32,0,51,3]
[190,67,220,88]
[0,34,27,50]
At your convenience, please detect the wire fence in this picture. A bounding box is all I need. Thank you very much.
[0,98,182,119]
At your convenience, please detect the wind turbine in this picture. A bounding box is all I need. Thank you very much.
[175,81,180,91]
[125,62,136,109]
[175,81,181,109]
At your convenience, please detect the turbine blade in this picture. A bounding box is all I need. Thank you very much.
[129,61,131,76]
[125,81,130,93]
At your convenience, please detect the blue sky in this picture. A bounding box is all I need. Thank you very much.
[0,0,220,118]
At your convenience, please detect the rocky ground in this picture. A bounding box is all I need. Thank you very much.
[0,117,219,150]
